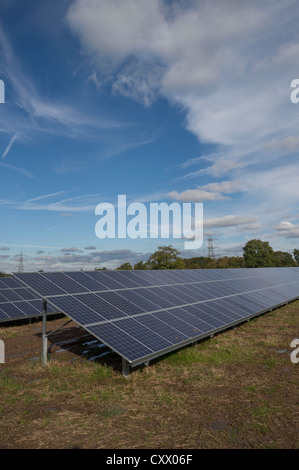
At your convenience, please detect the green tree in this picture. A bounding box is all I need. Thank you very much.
[184,256,206,269]
[147,246,185,270]
[293,249,299,265]
[274,251,296,267]
[216,256,230,269]
[204,257,217,269]
[116,262,133,270]
[243,239,275,268]
[134,261,148,270]
[227,256,246,268]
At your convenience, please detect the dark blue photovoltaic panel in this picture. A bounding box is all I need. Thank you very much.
[136,313,194,343]
[128,271,157,286]
[12,288,39,300]
[208,300,243,322]
[0,289,24,302]
[95,291,145,315]
[0,277,58,322]
[111,271,143,288]
[113,317,173,351]
[126,271,156,286]
[13,301,41,316]
[15,272,67,296]
[117,289,160,312]
[137,271,170,285]
[27,300,45,313]
[177,306,216,333]
[162,284,197,303]
[0,277,23,289]
[148,286,186,307]
[168,308,208,337]
[41,272,89,294]
[87,322,153,362]
[65,271,110,292]
[228,295,260,315]
[183,304,226,329]
[93,271,127,289]
[48,295,106,325]
[153,309,202,339]
[218,298,247,318]
[0,302,26,319]
[75,293,125,321]
[183,285,211,301]
[136,288,175,309]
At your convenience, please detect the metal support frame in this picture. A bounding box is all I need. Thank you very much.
[122,358,131,378]
[42,299,48,366]
[42,301,72,366]
[47,319,72,339]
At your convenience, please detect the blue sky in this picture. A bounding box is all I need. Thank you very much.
[1,0,299,273]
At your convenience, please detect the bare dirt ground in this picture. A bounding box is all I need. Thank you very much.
[0,302,298,449]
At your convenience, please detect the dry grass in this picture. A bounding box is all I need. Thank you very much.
[0,302,298,449]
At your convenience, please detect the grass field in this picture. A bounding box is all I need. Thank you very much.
[0,301,298,449]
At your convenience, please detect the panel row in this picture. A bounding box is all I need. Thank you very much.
[16,267,298,297]
[12,268,299,364]
[86,281,299,364]
[47,278,299,327]
[16,268,299,297]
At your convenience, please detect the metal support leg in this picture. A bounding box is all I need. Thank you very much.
[42,299,48,366]
[122,358,130,378]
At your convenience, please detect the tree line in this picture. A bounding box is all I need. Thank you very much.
[114,240,299,271]
[1,239,298,275]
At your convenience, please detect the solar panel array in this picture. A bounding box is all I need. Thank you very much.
[0,276,58,323]
[15,267,299,366]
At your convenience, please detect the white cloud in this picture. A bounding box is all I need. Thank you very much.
[202,181,241,194]
[276,221,299,238]
[66,0,299,177]
[168,188,226,202]
[168,180,241,202]
[204,215,257,229]
[60,247,82,253]
[265,136,299,154]
[86,71,102,89]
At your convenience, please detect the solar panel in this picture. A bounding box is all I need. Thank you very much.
[0,276,58,322]
[14,267,299,369]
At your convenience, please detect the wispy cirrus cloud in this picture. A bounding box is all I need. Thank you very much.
[0,192,101,213]
[0,23,124,143]
[2,133,18,158]
[25,191,70,204]
[0,161,34,178]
